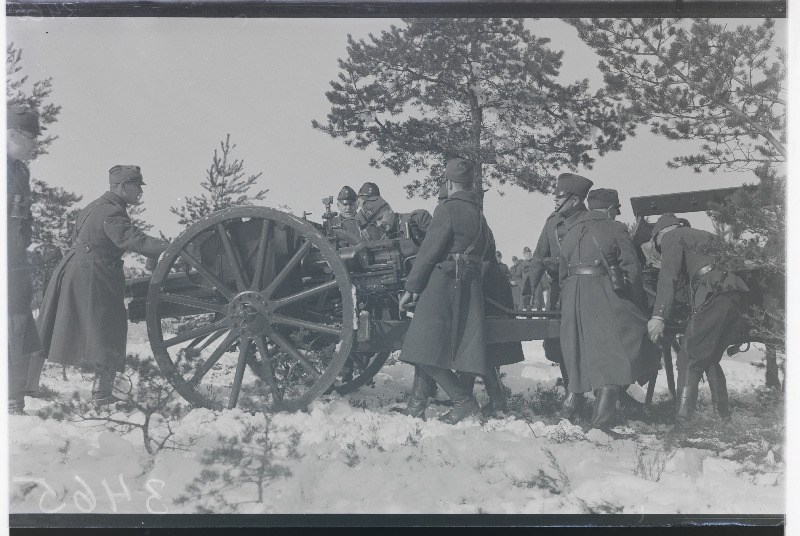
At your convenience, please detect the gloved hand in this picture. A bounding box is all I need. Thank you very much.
[145,255,159,271]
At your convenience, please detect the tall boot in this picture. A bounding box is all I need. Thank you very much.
[482,367,508,414]
[706,364,730,419]
[558,392,584,420]
[591,385,619,430]
[457,371,476,393]
[392,366,431,420]
[91,364,121,407]
[558,361,570,389]
[675,378,700,429]
[419,366,479,425]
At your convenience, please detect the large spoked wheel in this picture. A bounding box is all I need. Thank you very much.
[146,207,356,412]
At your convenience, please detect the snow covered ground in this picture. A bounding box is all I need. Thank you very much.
[8,322,785,515]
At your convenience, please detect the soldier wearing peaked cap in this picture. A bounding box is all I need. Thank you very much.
[35,165,169,407]
[526,172,593,417]
[7,106,45,414]
[330,186,361,240]
[358,194,432,243]
[646,213,749,428]
[357,182,381,204]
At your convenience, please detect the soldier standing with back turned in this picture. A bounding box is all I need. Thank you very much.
[397,158,493,424]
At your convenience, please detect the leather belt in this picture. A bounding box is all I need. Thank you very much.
[447,253,484,263]
[692,263,715,282]
[567,264,608,277]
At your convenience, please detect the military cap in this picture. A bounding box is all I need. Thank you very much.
[587,188,621,210]
[523,246,531,254]
[437,181,448,200]
[358,182,381,201]
[7,105,44,135]
[651,213,682,237]
[511,256,519,262]
[109,165,146,185]
[444,158,474,184]
[360,196,390,221]
[338,185,357,202]
[554,173,593,198]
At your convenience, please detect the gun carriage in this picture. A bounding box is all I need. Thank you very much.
[125,187,781,412]
[125,204,559,412]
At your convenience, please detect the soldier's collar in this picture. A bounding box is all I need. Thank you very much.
[102,190,128,208]
[446,190,480,205]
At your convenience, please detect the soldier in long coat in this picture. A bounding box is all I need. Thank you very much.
[36,166,168,405]
[526,173,592,416]
[397,158,492,424]
[558,189,659,430]
[7,106,44,414]
[646,213,749,427]
[520,247,533,309]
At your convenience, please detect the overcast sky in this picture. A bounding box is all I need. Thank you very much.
[6,16,787,260]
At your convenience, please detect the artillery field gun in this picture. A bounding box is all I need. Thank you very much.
[125,187,781,412]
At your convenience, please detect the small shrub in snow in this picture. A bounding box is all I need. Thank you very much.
[36,354,199,456]
[509,447,571,495]
[578,499,624,514]
[344,442,360,467]
[632,443,675,482]
[174,413,297,512]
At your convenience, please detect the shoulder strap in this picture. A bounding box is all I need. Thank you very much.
[587,224,615,275]
[75,198,113,238]
[562,220,596,262]
[463,208,486,257]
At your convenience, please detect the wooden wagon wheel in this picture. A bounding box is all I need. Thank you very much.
[146,206,356,412]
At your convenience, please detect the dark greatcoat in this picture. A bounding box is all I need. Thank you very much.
[330,214,363,243]
[400,191,492,376]
[37,192,167,371]
[381,209,433,243]
[7,157,41,355]
[558,210,659,393]
[528,203,588,363]
[652,227,749,368]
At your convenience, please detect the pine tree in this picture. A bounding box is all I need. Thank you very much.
[313,18,635,199]
[7,42,62,159]
[171,134,268,228]
[570,18,786,387]
[28,179,82,308]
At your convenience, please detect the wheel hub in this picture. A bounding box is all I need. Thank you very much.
[228,291,271,336]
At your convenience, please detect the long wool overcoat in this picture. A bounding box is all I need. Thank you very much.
[38,192,167,371]
[482,245,525,367]
[558,210,659,393]
[7,157,41,355]
[399,191,492,376]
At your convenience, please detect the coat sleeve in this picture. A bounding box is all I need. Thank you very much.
[404,205,453,294]
[411,209,433,233]
[527,216,553,295]
[613,222,646,310]
[651,230,685,319]
[103,208,169,258]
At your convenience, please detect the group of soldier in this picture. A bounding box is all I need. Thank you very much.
[331,158,748,431]
[8,106,168,414]
[9,106,747,434]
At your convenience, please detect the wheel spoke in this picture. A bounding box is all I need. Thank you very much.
[267,330,322,379]
[216,223,250,292]
[188,330,238,386]
[195,329,227,352]
[179,248,235,300]
[228,338,251,409]
[164,318,231,348]
[262,239,312,299]
[271,314,341,337]
[270,280,340,310]
[250,219,272,292]
[160,293,227,314]
[255,336,283,401]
